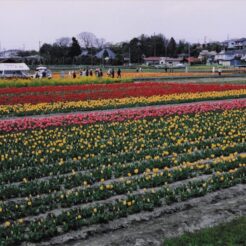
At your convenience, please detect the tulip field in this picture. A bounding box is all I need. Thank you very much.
[0,82,245,117]
[0,79,245,245]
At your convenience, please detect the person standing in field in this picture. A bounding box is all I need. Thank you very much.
[112,68,115,78]
[218,68,222,76]
[72,70,76,78]
[100,68,103,77]
[117,68,121,78]
[107,68,111,77]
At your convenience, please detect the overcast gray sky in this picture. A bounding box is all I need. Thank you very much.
[0,0,245,50]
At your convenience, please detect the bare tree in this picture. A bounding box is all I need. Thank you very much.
[104,42,112,48]
[77,32,97,48]
[95,38,106,49]
[55,37,72,47]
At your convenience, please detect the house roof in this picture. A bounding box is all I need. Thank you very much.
[80,50,89,56]
[235,38,246,43]
[218,49,246,56]
[0,63,30,71]
[95,48,116,59]
[222,38,246,45]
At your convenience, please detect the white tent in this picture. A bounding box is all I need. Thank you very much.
[0,63,30,71]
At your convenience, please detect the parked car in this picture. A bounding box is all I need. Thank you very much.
[34,66,52,79]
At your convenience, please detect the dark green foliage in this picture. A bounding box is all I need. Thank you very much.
[69,37,81,58]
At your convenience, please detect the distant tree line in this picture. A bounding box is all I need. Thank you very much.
[37,32,223,65]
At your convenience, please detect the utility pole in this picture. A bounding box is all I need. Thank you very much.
[204,36,207,47]
[129,46,131,66]
[165,40,168,57]
[154,32,156,56]
[188,42,191,55]
[186,43,191,73]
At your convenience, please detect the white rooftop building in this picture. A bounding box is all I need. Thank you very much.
[0,63,30,78]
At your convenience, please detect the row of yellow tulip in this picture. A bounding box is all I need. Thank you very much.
[0,89,245,116]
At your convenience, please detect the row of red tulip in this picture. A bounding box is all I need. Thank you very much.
[1,99,245,133]
[1,82,245,105]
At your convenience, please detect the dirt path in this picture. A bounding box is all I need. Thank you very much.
[2,98,246,121]
[33,184,246,246]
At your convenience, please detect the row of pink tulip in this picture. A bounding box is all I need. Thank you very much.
[0,99,245,133]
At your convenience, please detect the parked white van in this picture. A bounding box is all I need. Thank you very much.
[34,66,52,79]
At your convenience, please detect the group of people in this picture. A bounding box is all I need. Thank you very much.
[79,68,103,77]
[65,67,122,79]
[66,68,101,79]
[107,68,121,78]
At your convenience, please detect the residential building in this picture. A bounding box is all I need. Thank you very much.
[222,38,246,50]
[159,57,182,66]
[198,50,217,63]
[0,50,43,64]
[214,49,246,66]
[0,63,30,78]
[144,57,183,66]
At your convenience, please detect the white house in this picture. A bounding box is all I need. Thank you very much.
[198,50,217,63]
[144,56,183,66]
[214,49,246,66]
[159,57,183,66]
[222,38,246,50]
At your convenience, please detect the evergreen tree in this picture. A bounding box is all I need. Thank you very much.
[167,37,177,57]
[69,37,81,58]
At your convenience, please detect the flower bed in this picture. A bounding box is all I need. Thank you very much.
[1,82,245,105]
[0,89,245,117]
[0,77,133,88]
[0,71,220,89]
[0,99,245,133]
[0,105,245,244]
